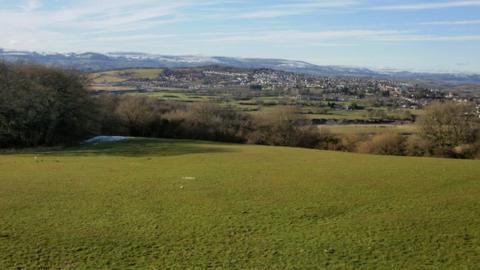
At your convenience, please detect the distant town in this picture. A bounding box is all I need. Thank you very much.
[91,66,480,121]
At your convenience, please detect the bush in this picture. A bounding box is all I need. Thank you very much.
[114,95,165,137]
[247,107,320,148]
[314,128,340,150]
[248,107,298,146]
[405,135,431,157]
[95,95,126,135]
[338,134,365,152]
[417,101,478,157]
[451,138,480,159]
[357,132,405,156]
[0,63,96,147]
[476,142,480,160]
[167,102,253,143]
[452,144,478,159]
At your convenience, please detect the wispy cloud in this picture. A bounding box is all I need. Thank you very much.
[1,0,213,31]
[373,34,480,42]
[0,0,207,51]
[371,0,480,11]
[200,29,405,43]
[1,0,479,73]
[238,1,359,19]
[72,29,480,46]
[420,19,480,25]
[0,0,367,50]
[21,0,40,12]
[214,30,480,44]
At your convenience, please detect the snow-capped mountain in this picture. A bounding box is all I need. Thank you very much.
[1,48,479,83]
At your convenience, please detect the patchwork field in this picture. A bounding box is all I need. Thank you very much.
[1,139,479,269]
[87,68,421,123]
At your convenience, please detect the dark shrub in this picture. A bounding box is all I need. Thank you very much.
[0,63,96,147]
[167,102,253,143]
[405,135,431,157]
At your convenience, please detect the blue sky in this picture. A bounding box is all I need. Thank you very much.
[1,0,480,73]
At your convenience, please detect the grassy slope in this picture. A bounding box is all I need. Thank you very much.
[1,139,479,269]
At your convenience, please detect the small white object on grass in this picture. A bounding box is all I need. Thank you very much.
[180,186,184,189]
[182,177,196,180]
[84,136,129,145]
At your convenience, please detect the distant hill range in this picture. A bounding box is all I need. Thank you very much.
[1,48,480,83]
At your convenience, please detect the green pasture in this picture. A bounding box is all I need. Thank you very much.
[1,139,479,269]
[325,124,417,135]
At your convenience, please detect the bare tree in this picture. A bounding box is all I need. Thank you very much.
[418,101,478,156]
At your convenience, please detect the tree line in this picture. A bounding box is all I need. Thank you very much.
[1,63,479,159]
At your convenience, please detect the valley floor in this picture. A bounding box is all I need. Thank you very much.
[1,138,479,269]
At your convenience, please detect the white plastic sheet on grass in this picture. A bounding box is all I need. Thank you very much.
[85,136,129,145]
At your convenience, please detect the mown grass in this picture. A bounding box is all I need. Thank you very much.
[1,138,479,269]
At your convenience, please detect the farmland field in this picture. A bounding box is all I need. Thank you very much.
[87,68,422,123]
[90,69,164,84]
[1,139,480,269]
[325,124,417,135]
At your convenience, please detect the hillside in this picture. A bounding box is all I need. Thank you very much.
[1,138,479,269]
[87,67,478,126]
[2,48,480,83]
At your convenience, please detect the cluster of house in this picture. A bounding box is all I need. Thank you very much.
[98,67,479,112]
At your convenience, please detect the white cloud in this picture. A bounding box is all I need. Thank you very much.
[1,0,209,31]
[201,30,404,43]
[374,34,480,42]
[1,0,479,56]
[73,29,479,47]
[22,0,40,12]
[420,19,480,26]
[371,0,480,11]
[195,30,480,44]
[238,1,359,19]
[0,0,210,50]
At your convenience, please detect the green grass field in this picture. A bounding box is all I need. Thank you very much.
[90,69,164,84]
[1,139,479,269]
[325,124,417,135]
[305,110,371,121]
